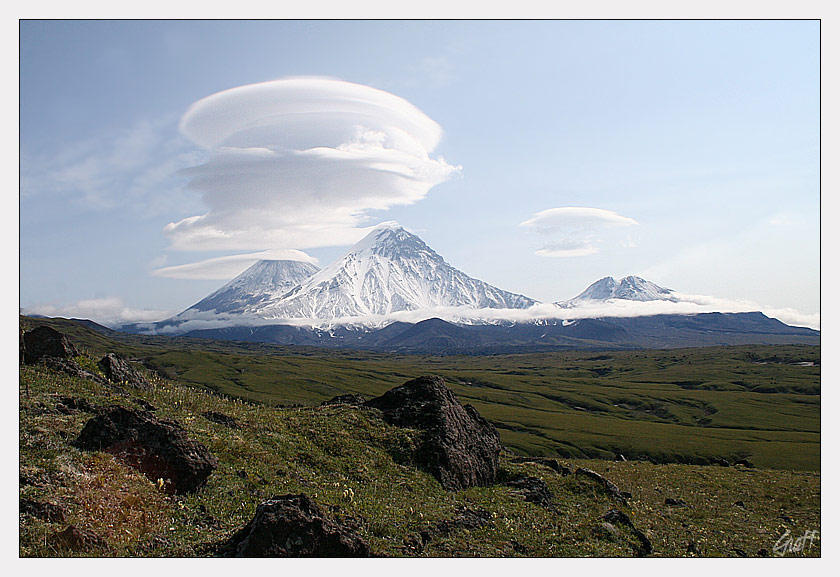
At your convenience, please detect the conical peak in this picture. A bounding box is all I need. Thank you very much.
[351,224,440,262]
[241,259,319,276]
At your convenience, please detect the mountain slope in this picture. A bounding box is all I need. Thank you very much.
[252,224,537,320]
[183,259,320,315]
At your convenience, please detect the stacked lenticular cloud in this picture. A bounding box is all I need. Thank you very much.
[166,77,459,253]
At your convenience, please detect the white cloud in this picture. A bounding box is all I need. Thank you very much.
[137,297,818,334]
[165,77,460,252]
[521,207,638,257]
[534,239,599,258]
[22,298,173,327]
[152,249,319,280]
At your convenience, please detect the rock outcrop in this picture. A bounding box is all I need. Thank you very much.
[365,375,501,491]
[506,476,557,511]
[224,494,370,557]
[74,406,217,494]
[41,356,112,386]
[22,326,79,364]
[98,353,152,390]
[201,411,241,429]
[575,467,629,505]
[601,509,653,556]
[510,456,572,476]
[320,394,367,407]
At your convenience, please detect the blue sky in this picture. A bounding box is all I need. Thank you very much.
[19,20,820,327]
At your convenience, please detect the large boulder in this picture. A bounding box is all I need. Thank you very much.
[74,406,217,494]
[224,494,370,557]
[22,326,79,364]
[98,353,152,390]
[365,375,501,491]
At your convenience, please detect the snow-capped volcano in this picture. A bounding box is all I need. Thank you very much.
[252,224,537,320]
[559,275,679,307]
[185,259,320,315]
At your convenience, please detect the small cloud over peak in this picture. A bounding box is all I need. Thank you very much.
[521,206,638,258]
[373,220,404,231]
[520,207,638,230]
[153,249,319,280]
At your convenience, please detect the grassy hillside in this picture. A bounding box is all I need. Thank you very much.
[20,317,821,471]
[19,362,820,557]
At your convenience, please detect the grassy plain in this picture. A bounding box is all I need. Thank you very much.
[19,362,820,557]
[20,317,820,471]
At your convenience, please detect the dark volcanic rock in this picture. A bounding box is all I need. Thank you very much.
[74,406,217,494]
[56,396,98,415]
[201,410,241,429]
[48,525,110,552]
[575,467,628,505]
[320,394,368,407]
[365,375,501,491]
[665,498,688,508]
[435,506,492,534]
[510,456,572,476]
[506,476,556,511]
[22,326,79,364]
[98,353,152,390]
[224,494,370,557]
[20,498,66,523]
[601,509,653,556]
[134,398,157,412]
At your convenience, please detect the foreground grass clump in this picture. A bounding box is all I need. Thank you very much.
[19,361,820,557]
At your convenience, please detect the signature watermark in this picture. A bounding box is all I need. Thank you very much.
[773,529,820,556]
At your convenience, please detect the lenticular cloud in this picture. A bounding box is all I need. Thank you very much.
[520,207,639,257]
[165,78,459,251]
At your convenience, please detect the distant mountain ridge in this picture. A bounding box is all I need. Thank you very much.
[165,312,819,354]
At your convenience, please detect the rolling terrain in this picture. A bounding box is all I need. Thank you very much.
[21,316,821,471]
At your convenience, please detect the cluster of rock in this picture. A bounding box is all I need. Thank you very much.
[21,325,150,390]
[224,375,504,556]
[21,326,219,497]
